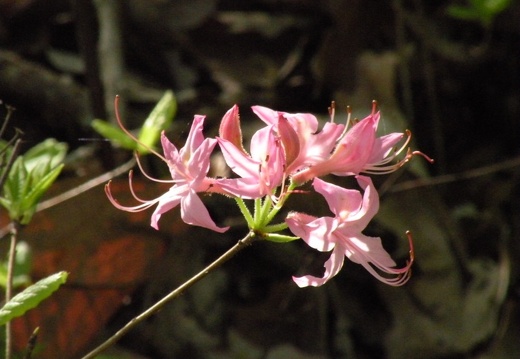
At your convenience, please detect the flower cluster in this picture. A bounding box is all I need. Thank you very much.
[106,101,432,287]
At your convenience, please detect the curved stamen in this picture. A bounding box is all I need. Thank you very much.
[134,152,178,184]
[371,99,378,116]
[328,101,336,123]
[113,95,167,162]
[104,180,160,212]
[128,170,157,204]
[363,130,434,174]
[337,105,354,141]
[411,150,435,164]
[364,231,415,286]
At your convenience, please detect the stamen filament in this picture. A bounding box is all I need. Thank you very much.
[134,153,178,184]
[114,95,166,161]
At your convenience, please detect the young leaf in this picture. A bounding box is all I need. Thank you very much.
[19,163,64,224]
[23,139,67,174]
[91,119,139,151]
[137,90,177,153]
[0,271,68,326]
[0,158,27,219]
[0,139,67,224]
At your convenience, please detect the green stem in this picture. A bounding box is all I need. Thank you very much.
[5,221,20,359]
[81,231,257,359]
[264,181,297,225]
[234,197,254,228]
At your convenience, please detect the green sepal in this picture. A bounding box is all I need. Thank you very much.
[0,271,68,326]
[263,233,300,243]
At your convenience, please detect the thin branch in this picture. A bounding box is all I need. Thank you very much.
[0,136,23,190]
[5,221,21,359]
[37,158,136,211]
[81,231,258,359]
[388,155,520,193]
[0,158,136,239]
[0,105,14,140]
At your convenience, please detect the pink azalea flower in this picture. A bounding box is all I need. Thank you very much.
[286,176,413,287]
[105,115,229,233]
[251,106,345,175]
[216,105,285,198]
[291,109,409,184]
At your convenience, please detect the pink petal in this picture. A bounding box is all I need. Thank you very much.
[300,122,344,163]
[283,112,319,134]
[160,131,179,164]
[180,189,229,233]
[367,132,403,164]
[214,177,268,199]
[217,137,260,179]
[343,234,396,268]
[328,112,379,175]
[188,137,217,182]
[342,233,413,286]
[277,115,300,169]
[249,126,273,161]
[219,105,244,151]
[286,212,336,252]
[292,247,345,287]
[345,176,379,229]
[150,185,186,230]
[250,126,285,192]
[181,115,206,160]
[312,178,363,218]
[251,105,279,125]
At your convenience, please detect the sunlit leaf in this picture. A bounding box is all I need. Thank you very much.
[0,158,27,218]
[91,119,139,151]
[23,139,67,175]
[0,271,68,326]
[0,140,67,224]
[19,164,64,224]
[137,90,177,154]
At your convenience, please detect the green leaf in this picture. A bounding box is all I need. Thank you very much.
[13,241,32,280]
[0,158,27,217]
[472,0,512,15]
[23,139,67,175]
[447,0,512,27]
[19,163,64,224]
[137,90,177,153]
[0,241,32,289]
[91,119,139,151]
[91,91,176,155]
[0,139,67,223]
[446,5,480,21]
[0,271,68,326]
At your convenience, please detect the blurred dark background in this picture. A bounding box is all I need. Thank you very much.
[0,0,519,358]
